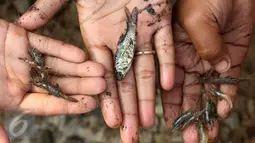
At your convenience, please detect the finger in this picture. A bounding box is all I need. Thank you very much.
[176,1,231,73]
[182,124,199,143]
[207,121,219,142]
[19,94,96,116]
[31,77,107,95]
[45,57,105,77]
[183,121,219,143]
[217,66,240,119]
[134,41,156,128]
[182,73,202,143]
[161,66,184,128]
[118,69,139,143]
[28,32,86,63]
[89,46,122,128]
[15,0,69,30]
[154,25,175,90]
[0,124,10,143]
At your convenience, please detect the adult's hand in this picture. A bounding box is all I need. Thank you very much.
[0,20,106,142]
[16,0,175,142]
[162,0,254,142]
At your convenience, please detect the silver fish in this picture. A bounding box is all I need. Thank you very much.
[198,121,208,143]
[115,7,138,80]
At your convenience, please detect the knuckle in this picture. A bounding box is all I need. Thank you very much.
[136,69,155,80]
[198,46,221,61]
[137,42,152,51]
[104,70,115,80]
[123,112,138,117]
[160,62,174,69]
[118,81,135,93]
[156,43,174,52]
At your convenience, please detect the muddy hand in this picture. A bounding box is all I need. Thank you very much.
[76,1,175,143]
[0,20,106,116]
[161,0,255,142]
[16,1,175,142]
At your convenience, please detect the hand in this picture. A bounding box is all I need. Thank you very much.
[16,1,175,142]
[0,20,106,143]
[77,1,175,142]
[162,0,254,142]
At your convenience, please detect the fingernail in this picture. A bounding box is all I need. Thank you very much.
[215,58,230,73]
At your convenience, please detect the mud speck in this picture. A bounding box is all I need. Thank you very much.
[28,5,40,12]
[157,14,161,22]
[105,92,111,96]
[147,22,154,26]
[122,125,127,131]
[146,4,155,15]
[39,13,46,20]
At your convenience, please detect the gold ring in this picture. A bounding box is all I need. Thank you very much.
[135,50,156,56]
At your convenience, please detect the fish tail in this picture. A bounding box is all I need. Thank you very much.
[60,94,78,103]
[218,92,233,110]
[198,122,208,143]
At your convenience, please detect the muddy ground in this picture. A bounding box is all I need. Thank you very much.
[1,0,255,143]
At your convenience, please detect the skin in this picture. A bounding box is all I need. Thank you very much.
[0,20,107,142]
[14,0,255,142]
[162,0,254,142]
[16,1,174,142]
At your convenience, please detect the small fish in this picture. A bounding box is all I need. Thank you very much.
[29,47,45,66]
[32,79,78,103]
[198,76,248,84]
[205,99,217,129]
[30,68,78,103]
[198,121,208,143]
[209,86,233,110]
[170,111,193,131]
[180,110,204,130]
[115,7,138,80]
[19,57,49,80]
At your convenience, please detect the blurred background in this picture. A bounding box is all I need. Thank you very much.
[1,0,255,143]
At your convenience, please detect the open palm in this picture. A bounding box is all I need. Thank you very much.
[1,22,107,114]
[75,1,175,142]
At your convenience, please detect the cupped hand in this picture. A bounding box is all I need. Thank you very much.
[162,0,254,142]
[0,20,106,143]
[16,0,175,142]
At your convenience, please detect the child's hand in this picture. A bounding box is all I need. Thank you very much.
[0,20,106,143]
[16,1,175,142]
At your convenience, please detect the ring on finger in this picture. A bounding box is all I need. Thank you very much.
[135,50,156,56]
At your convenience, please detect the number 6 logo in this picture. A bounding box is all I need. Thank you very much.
[9,112,28,137]
[4,110,35,140]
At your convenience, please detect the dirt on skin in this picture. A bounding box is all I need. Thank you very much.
[1,0,255,143]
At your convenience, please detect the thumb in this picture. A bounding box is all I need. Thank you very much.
[175,0,231,73]
[15,0,70,31]
[0,124,10,143]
